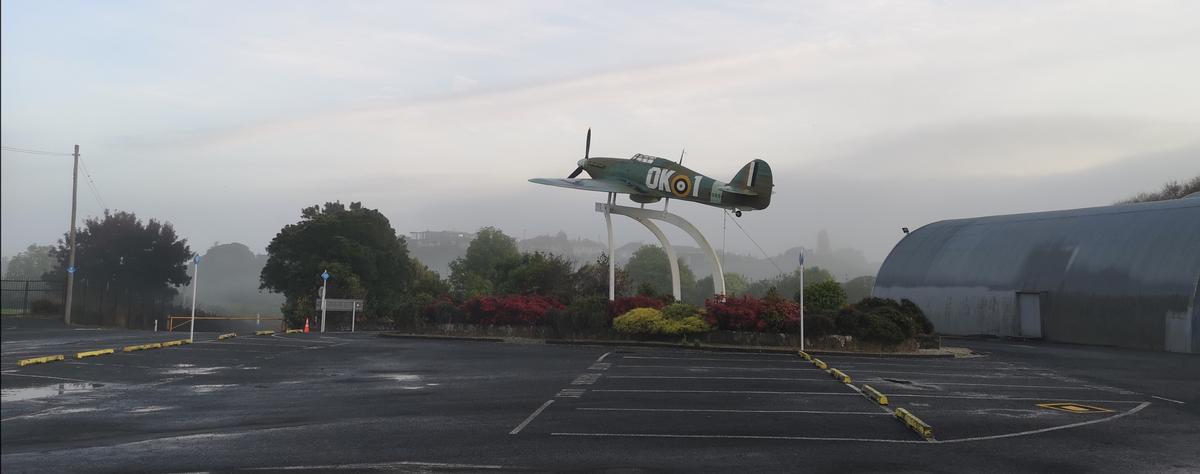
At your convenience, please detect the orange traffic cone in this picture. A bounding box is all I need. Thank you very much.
[304,318,310,333]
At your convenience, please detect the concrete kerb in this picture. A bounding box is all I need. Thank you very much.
[17,354,66,366]
[255,330,276,336]
[285,329,303,334]
[862,384,890,406]
[218,333,237,340]
[123,342,163,352]
[162,339,190,347]
[828,368,852,384]
[75,348,115,359]
[894,407,935,439]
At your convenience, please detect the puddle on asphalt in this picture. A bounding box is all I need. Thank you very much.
[163,365,227,376]
[191,384,235,393]
[1,383,106,402]
[129,406,172,414]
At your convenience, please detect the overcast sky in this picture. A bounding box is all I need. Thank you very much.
[3,0,1198,267]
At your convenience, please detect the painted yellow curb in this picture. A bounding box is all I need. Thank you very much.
[162,339,190,348]
[862,384,889,406]
[285,329,303,334]
[828,368,851,384]
[217,333,237,340]
[812,358,828,370]
[894,407,934,439]
[798,351,812,361]
[255,330,275,336]
[76,348,115,359]
[123,342,163,352]
[17,354,65,366]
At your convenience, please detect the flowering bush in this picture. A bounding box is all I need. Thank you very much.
[460,294,563,326]
[610,295,664,317]
[613,307,710,336]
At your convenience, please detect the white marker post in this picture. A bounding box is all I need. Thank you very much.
[320,270,329,333]
[189,255,201,343]
[798,252,805,352]
[350,301,356,333]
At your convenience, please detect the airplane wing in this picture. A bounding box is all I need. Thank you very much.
[529,178,642,194]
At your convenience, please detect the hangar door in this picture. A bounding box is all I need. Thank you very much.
[1017,292,1043,338]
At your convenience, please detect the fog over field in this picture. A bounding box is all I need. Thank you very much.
[3,1,1198,267]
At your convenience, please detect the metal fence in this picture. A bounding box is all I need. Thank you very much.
[1,279,64,314]
[1,278,183,330]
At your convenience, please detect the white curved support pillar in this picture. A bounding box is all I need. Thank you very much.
[596,203,726,299]
[633,217,681,300]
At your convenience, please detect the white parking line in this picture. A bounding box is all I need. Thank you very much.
[621,356,803,364]
[591,389,857,396]
[1151,395,1185,404]
[617,365,813,372]
[871,380,1097,390]
[552,402,1152,445]
[596,352,611,362]
[607,375,831,382]
[577,407,889,415]
[888,394,1149,403]
[845,369,1044,378]
[553,432,919,443]
[509,399,555,435]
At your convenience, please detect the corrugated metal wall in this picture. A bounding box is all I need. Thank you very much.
[873,198,1200,353]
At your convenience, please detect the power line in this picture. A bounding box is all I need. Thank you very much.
[724,210,785,277]
[0,145,74,156]
[78,156,108,210]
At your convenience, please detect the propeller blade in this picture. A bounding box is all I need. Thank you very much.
[568,167,584,179]
[585,128,591,159]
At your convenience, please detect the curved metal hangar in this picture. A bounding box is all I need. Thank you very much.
[874,196,1200,353]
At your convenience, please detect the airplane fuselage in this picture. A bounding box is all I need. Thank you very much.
[580,154,767,211]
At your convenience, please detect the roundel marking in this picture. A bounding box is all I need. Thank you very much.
[669,174,691,197]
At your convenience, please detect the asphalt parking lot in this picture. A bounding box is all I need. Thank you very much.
[3,316,1199,473]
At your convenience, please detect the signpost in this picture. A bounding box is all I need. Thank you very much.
[189,255,200,343]
[798,251,805,352]
[320,270,329,333]
[313,299,364,332]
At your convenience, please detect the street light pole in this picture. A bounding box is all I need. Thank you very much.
[189,255,200,343]
[799,251,805,352]
[64,145,79,325]
[320,270,329,333]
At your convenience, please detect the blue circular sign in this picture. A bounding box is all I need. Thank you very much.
[321,270,330,280]
[194,255,201,264]
[67,265,76,274]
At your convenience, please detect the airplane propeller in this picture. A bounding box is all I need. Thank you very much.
[568,128,591,179]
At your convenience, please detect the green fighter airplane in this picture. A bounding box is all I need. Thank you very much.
[529,129,773,216]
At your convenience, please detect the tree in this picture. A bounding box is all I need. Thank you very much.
[498,251,576,302]
[5,244,55,279]
[623,245,696,301]
[746,266,834,299]
[842,275,876,303]
[45,210,192,297]
[1118,175,1200,203]
[802,280,848,314]
[260,201,414,325]
[573,253,630,298]
[449,227,521,298]
[193,242,283,316]
[695,272,750,300]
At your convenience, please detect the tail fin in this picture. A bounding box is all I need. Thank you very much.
[729,159,773,210]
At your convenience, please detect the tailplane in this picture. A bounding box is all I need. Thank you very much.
[729,159,773,209]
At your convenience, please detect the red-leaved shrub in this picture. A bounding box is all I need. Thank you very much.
[704,295,766,331]
[460,294,563,326]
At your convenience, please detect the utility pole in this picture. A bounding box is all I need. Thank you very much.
[64,145,79,326]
